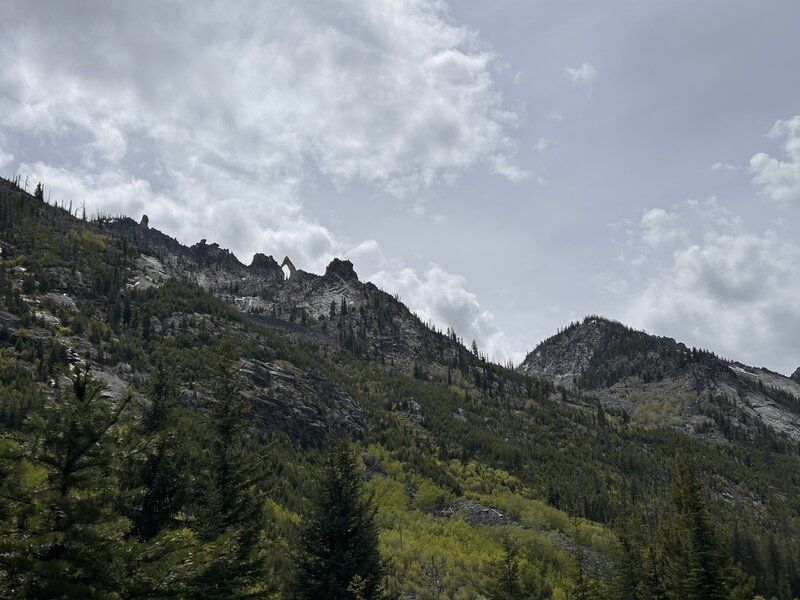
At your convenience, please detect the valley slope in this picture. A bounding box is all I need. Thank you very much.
[2,176,800,598]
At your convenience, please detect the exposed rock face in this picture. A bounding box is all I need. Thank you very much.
[190,239,241,269]
[101,213,481,373]
[792,367,800,383]
[280,256,297,279]
[325,258,358,282]
[249,253,284,281]
[520,315,800,443]
[520,316,635,384]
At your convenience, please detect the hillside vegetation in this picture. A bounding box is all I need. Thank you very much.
[1,177,799,598]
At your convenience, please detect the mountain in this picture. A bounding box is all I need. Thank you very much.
[101,215,475,376]
[2,175,800,598]
[521,315,800,447]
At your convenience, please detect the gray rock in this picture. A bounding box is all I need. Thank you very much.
[325,258,358,282]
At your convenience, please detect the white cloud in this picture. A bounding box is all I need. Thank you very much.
[749,115,800,203]
[20,160,342,273]
[711,161,738,173]
[370,262,516,362]
[490,153,530,182]
[639,208,686,248]
[0,0,524,263]
[626,221,800,374]
[564,62,597,86]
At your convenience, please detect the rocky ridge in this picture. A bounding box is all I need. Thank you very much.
[520,316,800,445]
[102,216,471,374]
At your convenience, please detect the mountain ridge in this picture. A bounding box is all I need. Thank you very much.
[3,174,800,597]
[521,315,800,446]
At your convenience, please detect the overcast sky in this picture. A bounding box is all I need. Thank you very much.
[2,1,799,374]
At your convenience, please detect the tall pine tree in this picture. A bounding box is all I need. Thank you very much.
[294,441,386,599]
[187,361,269,599]
[657,456,727,600]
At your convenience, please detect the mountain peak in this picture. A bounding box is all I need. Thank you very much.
[325,258,358,282]
[249,253,284,280]
[519,315,630,380]
[190,238,241,268]
[792,367,800,383]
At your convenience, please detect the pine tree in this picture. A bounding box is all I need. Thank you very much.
[127,360,190,540]
[487,534,525,599]
[294,441,386,599]
[0,367,227,598]
[0,366,134,597]
[657,456,727,600]
[188,363,269,598]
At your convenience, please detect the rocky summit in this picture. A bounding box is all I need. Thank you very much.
[521,315,800,446]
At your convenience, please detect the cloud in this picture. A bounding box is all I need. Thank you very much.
[711,161,738,173]
[639,208,686,248]
[19,160,341,272]
[0,0,524,263]
[370,262,517,362]
[749,115,800,203]
[0,149,12,171]
[626,219,800,374]
[564,62,597,86]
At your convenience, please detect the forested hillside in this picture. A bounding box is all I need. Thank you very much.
[1,177,799,599]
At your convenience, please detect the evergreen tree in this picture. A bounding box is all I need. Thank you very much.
[294,441,386,599]
[126,360,190,540]
[34,182,43,201]
[0,366,134,597]
[657,456,727,600]
[188,362,269,598]
[487,534,525,599]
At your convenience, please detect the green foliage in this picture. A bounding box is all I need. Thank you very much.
[2,178,800,598]
[294,442,386,599]
[486,534,525,599]
[657,456,728,600]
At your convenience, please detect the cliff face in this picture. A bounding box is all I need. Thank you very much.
[521,316,800,445]
[103,216,471,375]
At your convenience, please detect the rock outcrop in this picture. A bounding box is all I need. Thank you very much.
[280,256,297,279]
[520,315,800,443]
[249,253,284,281]
[325,258,358,282]
[190,239,241,269]
[792,367,800,383]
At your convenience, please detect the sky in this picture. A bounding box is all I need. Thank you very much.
[1,1,799,374]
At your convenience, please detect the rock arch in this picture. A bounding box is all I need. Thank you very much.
[280,256,297,279]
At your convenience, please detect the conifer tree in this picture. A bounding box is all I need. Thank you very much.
[294,441,386,599]
[0,367,227,598]
[487,534,525,599]
[657,456,727,600]
[127,360,190,540]
[0,366,134,597]
[188,362,269,598]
